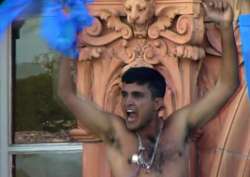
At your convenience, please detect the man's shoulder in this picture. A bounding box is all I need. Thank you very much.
[162,110,189,142]
[106,114,132,136]
[164,108,189,127]
[107,113,125,126]
[105,115,135,150]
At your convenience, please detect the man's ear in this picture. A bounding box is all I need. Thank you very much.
[154,98,166,118]
[158,107,166,119]
[154,97,164,110]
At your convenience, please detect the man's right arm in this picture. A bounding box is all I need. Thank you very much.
[58,57,116,143]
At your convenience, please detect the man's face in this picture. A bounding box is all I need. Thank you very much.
[121,82,159,131]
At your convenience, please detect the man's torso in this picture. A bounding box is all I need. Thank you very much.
[105,118,189,177]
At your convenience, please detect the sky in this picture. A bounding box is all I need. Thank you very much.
[16,17,50,64]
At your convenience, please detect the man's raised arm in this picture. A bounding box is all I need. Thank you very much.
[183,1,240,129]
[58,57,115,142]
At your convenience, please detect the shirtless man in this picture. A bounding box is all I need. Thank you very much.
[58,1,239,177]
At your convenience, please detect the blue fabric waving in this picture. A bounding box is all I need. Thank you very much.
[239,14,250,97]
[40,1,78,58]
[67,0,93,32]
[0,0,94,59]
[0,0,33,36]
[40,0,93,59]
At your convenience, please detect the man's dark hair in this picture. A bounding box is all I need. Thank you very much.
[121,67,166,98]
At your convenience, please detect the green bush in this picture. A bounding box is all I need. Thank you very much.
[15,73,76,132]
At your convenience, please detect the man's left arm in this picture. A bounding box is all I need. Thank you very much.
[184,1,240,130]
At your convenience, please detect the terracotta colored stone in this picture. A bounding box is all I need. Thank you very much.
[68,0,250,177]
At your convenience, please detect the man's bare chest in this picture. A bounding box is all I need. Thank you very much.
[107,140,187,177]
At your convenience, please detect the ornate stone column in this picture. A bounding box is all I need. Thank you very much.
[69,0,250,177]
[70,1,205,177]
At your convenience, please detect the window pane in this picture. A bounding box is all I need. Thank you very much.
[12,18,77,144]
[14,152,82,177]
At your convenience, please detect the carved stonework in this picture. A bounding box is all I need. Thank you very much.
[69,1,206,177]
[68,1,250,177]
[73,0,205,140]
[124,0,155,37]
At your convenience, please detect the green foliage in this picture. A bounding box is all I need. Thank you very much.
[15,73,76,132]
[16,169,30,177]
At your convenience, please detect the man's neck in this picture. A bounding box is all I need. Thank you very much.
[131,116,164,167]
[137,116,163,144]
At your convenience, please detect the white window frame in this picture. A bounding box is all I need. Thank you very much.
[0,30,83,177]
[0,30,12,177]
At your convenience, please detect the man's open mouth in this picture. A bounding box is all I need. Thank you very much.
[127,109,137,122]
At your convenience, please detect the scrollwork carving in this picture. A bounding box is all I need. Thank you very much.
[112,39,171,68]
[174,45,205,60]
[79,47,104,61]
[148,6,179,39]
[79,9,132,46]
[149,14,204,45]
[144,40,168,64]
[79,0,204,48]
[85,18,103,37]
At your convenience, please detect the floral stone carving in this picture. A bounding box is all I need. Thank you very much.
[67,1,250,177]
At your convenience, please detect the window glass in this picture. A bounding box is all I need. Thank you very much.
[14,152,82,177]
[13,17,77,144]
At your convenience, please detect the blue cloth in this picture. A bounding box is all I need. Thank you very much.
[67,0,93,32]
[40,0,93,58]
[40,1,78,58]
[0,0,94,59]
[0,0,33,35]
[239,14,250,97]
